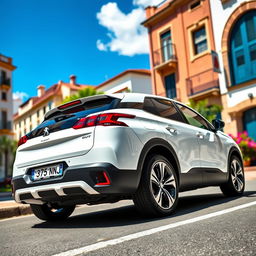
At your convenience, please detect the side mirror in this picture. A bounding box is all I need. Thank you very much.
[212,119,225,131]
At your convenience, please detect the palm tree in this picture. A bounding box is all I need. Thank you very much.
[63,87,103,103]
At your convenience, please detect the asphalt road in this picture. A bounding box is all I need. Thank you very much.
[1,180,256,256]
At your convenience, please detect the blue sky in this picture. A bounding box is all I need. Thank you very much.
[0,0,162,100]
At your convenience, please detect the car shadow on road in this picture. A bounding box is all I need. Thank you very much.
[32,190,256,229]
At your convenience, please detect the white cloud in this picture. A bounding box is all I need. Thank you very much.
[96,2,152,56]
[13,91,29,101]
[96,39,107,51]
[133,0,163,7]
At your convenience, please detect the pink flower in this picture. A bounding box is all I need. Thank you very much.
[248,141,254,148]
[236,137,242,144]
[243,131,248,136]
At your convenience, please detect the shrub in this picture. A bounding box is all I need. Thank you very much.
[229,131,256,161]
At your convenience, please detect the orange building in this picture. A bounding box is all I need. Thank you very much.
[143,0,222,106]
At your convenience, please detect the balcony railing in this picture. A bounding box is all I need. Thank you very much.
[186,68,220,97]
[0,121,12,130]
[153,42,177,68]
[0,78,11,87]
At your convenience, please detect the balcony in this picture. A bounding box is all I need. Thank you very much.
[153,43,177,73]
[0,121,12,130]
[186,68,220,99]
[0,78,11,90]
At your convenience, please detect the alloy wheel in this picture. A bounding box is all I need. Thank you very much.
[230,159,244,192]
[150,161,177,210]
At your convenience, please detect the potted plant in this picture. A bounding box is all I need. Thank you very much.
[229,131,256,167]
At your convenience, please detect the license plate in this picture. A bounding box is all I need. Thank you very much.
[31,164,63,181]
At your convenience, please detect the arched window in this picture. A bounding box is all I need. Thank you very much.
[229,10,256,85]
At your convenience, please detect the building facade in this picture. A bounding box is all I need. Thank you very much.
[13,75,92,141]
[143,0,221,106]
[143,0,256,137]
[209,0,256,139]
[96,69,152,94]
[0,54,16,180]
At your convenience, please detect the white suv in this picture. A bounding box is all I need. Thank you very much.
[12,93,245,221]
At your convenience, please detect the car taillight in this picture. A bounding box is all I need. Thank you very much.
[97,113,135,127]
[73,113,135,129]
[73,115,98,129]
[18,135,28,147]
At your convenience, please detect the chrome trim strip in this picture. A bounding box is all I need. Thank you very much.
[15,181,99,203]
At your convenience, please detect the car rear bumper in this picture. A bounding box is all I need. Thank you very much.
[12,163,141,205]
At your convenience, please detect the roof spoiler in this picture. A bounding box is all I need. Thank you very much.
[44,94,124,120]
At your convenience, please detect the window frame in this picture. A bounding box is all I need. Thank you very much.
[229,10,256,85]
[174,102,215,131]
[192,26,207,55]
[1,110,8,129]
[1,91,7,101]
[187,18,211,61]
[143,97,187,123]
[164,73,177,99]
[189,0,202,11]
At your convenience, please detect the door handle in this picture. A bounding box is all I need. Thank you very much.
[196,132,204,139]
[166,126,177,134]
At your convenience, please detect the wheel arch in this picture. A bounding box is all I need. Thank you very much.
[137,138,181,185]
[228,146,244,170]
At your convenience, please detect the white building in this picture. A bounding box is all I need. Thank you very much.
[209,0,256,139]
[0,54,16,180]
[96,69,152,94]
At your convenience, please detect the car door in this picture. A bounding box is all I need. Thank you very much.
[143,98,201,186]
[175,103,226,185]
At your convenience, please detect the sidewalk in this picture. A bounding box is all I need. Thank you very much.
[0,167,256,220]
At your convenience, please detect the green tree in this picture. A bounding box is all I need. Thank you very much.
[63,87,103,103]
[0,136,17,178]
[189,99,222,123]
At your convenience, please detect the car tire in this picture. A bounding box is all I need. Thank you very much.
[133,154,179,217]
[220,155,245,196]
[30,204,75,221]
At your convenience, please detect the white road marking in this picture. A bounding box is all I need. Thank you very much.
[53,200,256,256]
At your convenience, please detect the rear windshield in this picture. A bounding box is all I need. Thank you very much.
[27,97,120,139]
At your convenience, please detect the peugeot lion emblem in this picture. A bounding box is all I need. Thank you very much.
[43,127,50,137]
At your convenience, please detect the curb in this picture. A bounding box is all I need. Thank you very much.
[0,204,32,220]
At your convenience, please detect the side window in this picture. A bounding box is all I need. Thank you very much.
[144,98,184,122]
[177,103,209,130]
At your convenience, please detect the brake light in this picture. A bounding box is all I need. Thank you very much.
[58,100,81,110]
[73,115,98,129]
[73,113,135,129]
[18,135,28,147]
[97,113,135,127]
